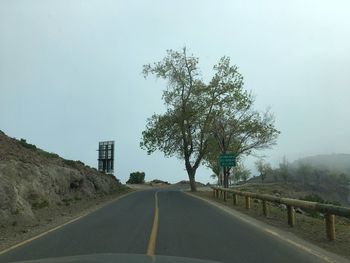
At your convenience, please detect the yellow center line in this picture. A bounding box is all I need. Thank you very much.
[146,191,159,256]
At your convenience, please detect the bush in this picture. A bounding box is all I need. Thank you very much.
[62,198,74,206]
[127,171,145,184]
[63,159,78,168]
[151,179,170,184]
[38,149,59,158]
[300,194,340,206]
[32,200,49,210]
[19,138,37,150]
[300,194,341,218]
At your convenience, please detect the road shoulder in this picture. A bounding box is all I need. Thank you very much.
[186,191,350,263]
[0,189,135,255]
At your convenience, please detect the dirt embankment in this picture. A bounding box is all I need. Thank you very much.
[0,130,129,250]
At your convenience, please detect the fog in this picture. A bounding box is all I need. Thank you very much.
[1,0,349,183]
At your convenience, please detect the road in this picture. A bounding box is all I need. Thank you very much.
[0,189,339,263]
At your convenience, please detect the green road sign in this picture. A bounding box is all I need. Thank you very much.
[219,153,236,167]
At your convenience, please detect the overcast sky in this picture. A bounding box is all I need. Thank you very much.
[1,0,349,183]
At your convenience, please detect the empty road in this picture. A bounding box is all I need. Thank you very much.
[0,189,342,263]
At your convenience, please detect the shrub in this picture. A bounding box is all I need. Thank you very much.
[127,171,145,184]
[32,200,49,210]
[19,138,37,150]
[62,198,74,206]
[76,160,85,166]
[38,149,59,159]
[151,179,170,184]
[300,194,341,218]
[300,194,340,206]
[63,159,78,168]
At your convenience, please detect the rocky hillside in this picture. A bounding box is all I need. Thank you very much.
[0,130,123,227]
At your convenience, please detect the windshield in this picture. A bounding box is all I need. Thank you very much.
[0,1,349,263]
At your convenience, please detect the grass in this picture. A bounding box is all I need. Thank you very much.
[194,190,350,259]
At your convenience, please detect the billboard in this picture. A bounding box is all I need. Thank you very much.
[98,141,114,174]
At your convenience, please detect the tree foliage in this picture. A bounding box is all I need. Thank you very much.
[141,47,279,191]
[230,163,251,184]
[255,159,272,183]
[127,171,145,184]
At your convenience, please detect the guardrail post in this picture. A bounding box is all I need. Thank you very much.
[262,200,268,217]
[245,196,251,209]
[325,213,335,241]
[232,194,237,205]
[287,205,295,227]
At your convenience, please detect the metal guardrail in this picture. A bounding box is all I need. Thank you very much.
[212,187,350,241]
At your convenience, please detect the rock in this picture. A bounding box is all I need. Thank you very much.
[0,131,124,227]
[279,204,287,210]
[295,207,304,214]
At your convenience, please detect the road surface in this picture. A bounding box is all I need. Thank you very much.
[0,189,341,262]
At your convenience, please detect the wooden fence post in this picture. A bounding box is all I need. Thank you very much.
[232,194,237,205]
[262,200,268,217]
[287,205,295,227]
[245,196,251,209]
[325,214,335,241]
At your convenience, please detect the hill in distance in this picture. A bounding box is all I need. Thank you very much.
[292,154,350,174]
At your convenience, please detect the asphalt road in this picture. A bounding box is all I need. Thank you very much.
[0,189,335,263]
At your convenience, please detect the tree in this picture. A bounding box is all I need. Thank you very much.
[141,48,279,191]
[229,163,251,184]
[255,159,272,183]
[203,63,280,188]
[126,171,145,184]
[279,156,289,182]
[296,162,312,185]
[141,48,238,191]
[209,161,222,185]
[205,138,224,186]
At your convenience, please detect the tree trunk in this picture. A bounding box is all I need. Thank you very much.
[189,173,197,191]
[223,167,229,188]
[186,166,197,191]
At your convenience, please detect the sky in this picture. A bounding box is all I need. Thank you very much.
[1,0,349,184]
